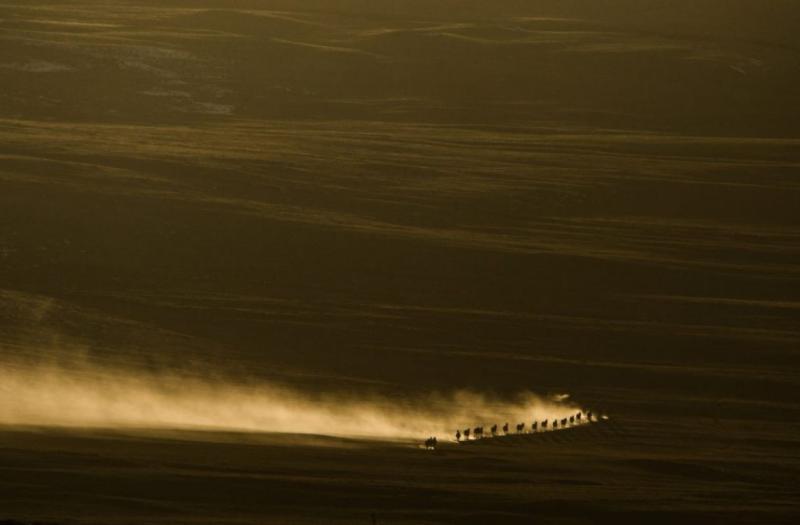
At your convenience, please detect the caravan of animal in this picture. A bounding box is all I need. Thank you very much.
[442,410,596,448]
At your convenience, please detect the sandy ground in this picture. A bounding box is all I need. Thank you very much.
[1,1,799,523]
[1,419,798,525]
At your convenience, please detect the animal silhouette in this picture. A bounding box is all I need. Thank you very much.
[438,409,598,449]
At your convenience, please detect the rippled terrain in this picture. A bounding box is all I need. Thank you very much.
[1,1,799,523]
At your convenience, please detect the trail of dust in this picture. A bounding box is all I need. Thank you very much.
[0,361,583,440]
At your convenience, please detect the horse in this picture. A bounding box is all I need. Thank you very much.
[516,422,525,434]
[541,419,548,429]
[464,428,471,440]
[474,426,483,439]
[531,421,538,432]
[503,422,509,434]
[490,424,498,437]
[455,430,461,442]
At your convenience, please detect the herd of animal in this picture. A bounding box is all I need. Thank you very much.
[423,410,594,450]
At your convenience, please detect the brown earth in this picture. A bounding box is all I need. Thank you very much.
[1,1,799,523]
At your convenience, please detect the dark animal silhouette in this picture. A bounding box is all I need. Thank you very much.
[464,428,471,439]
[561,418,568,426]
[553,420,558,428]
[455,430,461,442]
[531,421,538,432]
[490,424,498,436]
[542,419,548,429]
[516,422,525,433]
[424,437,437,450]
[569,415,575,424]
[473,426,483,439]
[576,412,582,421]
[503,422,509,434]
[587,411,593,421]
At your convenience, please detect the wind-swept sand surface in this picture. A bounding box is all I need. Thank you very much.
[1,420,798,525]
[1,1,799,523]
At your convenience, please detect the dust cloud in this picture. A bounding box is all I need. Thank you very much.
[0,360,584,440]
